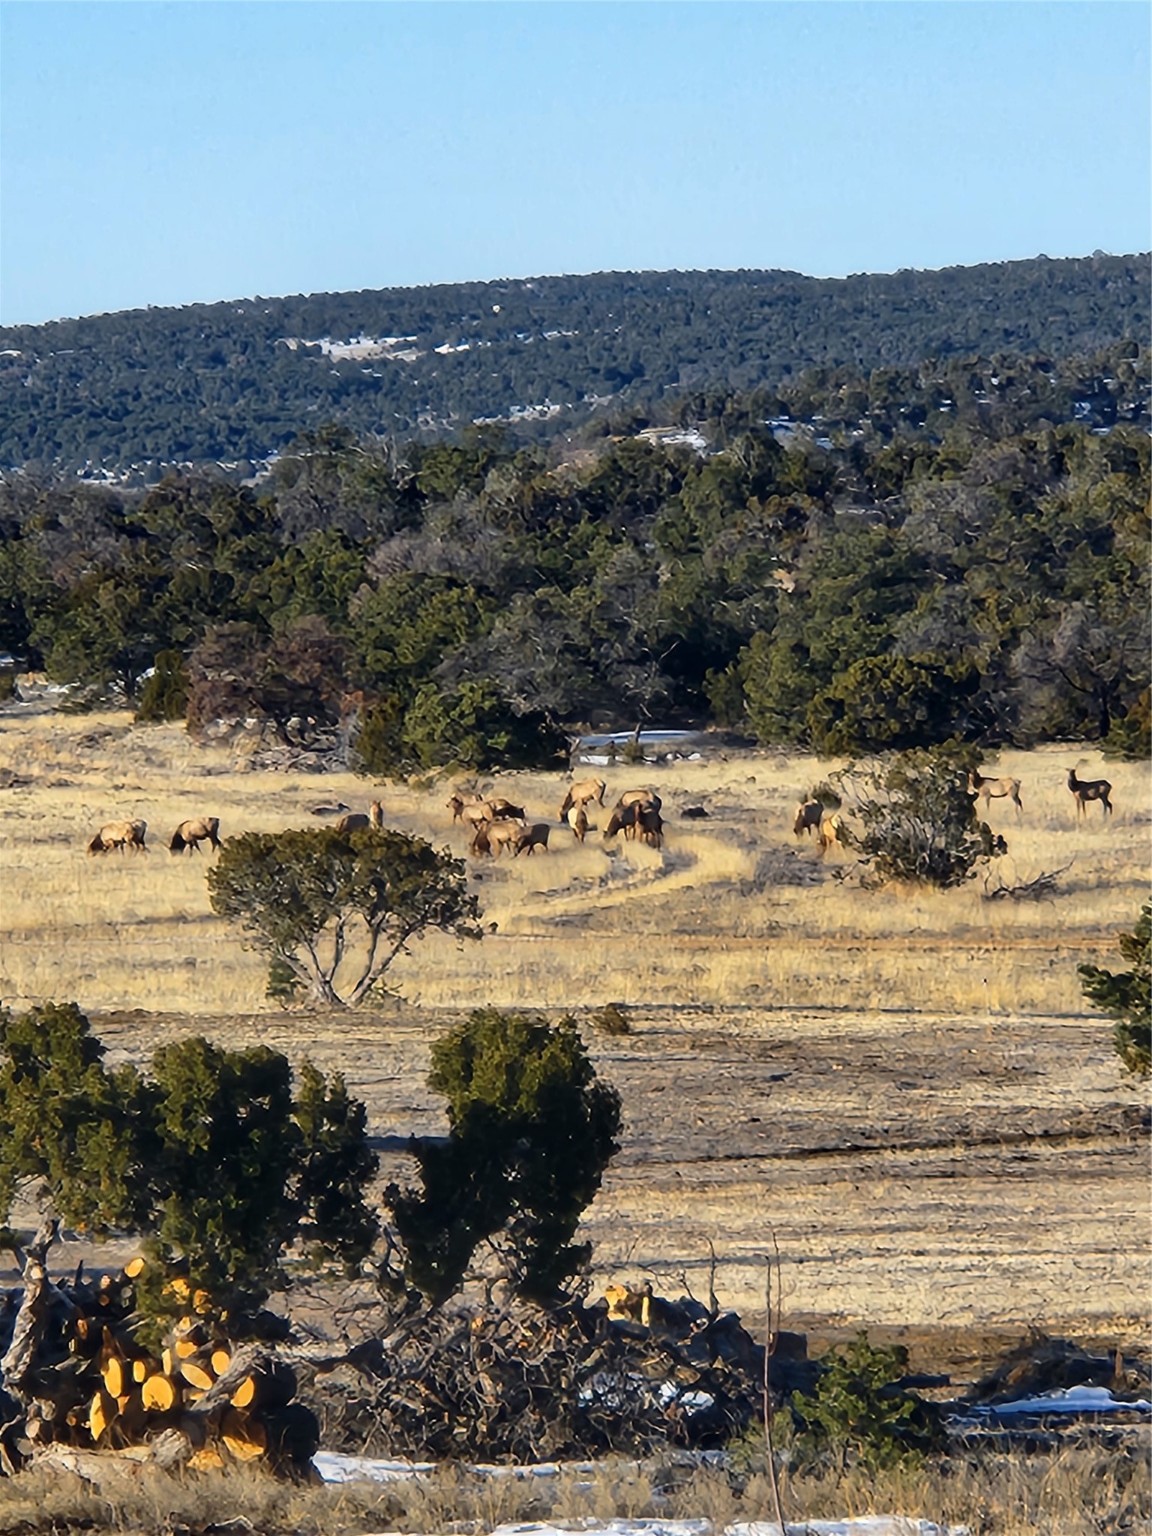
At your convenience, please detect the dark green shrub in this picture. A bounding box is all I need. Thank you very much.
[135,649,189,723]
[0,1006,379,1324]
[1103,687,1151,761]
[387,1009,621,1304]
[844,743,1000,888]
[591,1002,632,1036]
[791,1332,943,1472]
[807,654,980,756]
[1079,902,1152,1076]
[401,679,567,771]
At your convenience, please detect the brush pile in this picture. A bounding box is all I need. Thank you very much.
[310,1284,818,1462]
[0,1256,318,1478]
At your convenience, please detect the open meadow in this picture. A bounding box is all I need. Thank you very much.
[0,709,1148,1380]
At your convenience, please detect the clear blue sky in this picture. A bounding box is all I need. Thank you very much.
[1,1,1149,326]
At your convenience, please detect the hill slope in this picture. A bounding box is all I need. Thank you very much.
[0,254,1147,474]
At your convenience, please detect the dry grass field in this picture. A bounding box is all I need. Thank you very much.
[0,708,1148,1381]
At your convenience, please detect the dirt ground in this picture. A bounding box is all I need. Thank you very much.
[0,713,1148,1389]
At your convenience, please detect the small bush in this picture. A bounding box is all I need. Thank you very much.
[135,649,189,723]
[591,1002,632,1036]
[791,1332,943,1472]
[844,743,1000,888]
[1079,902,1152,1077]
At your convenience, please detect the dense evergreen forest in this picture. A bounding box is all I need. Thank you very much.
[0,254,1148,476]
[0,332,1147,765]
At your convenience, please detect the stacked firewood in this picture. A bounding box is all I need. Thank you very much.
[0,1258,318,1477]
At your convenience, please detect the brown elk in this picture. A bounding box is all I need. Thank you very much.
[87,819,147,855]
[335,802,383,834]
[559,777,607,821]
[968,768,1023,816]
[604,802,663,848]
[447,791,486,823]
[817,813,846,855]
[169,816,221,854]
[567,805,589,842]
[615,787,661,813]
[514,823,552,856]
[470,819,524,857]
[793,799,824,838]
[1067,767,1113,819]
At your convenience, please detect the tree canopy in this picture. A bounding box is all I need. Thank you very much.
[206,826,482,1007]
[0,1004,379,1322]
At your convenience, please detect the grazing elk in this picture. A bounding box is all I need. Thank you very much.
[447,791,486,823]
[567,805,589,842]
[615,787,661,813]
[169,816,221,854]
[603,801,664,848]
[487,798,526,820]
[514,823,552,856]
[470,819,524,858]
[967,768,1023,816]
[559,777,607,821]
[1067,767,1113,819]
[87,819,147,855]
[793,799,824,839]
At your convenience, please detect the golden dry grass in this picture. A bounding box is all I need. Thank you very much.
[0,1442,1146,1535]
[0,715,1147,1018]
[0,711,1147,1348]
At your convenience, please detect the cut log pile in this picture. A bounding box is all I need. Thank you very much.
[0,1258,318,1478]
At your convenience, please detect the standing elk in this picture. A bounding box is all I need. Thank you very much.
[559,778,607,821]
[603,801,664,848]
[335,801,384,834]
[793,799,824,839]
[567,805,589,842]
[818,813,846,855]
[514,823,552,856]
[447,791,486,823]
[968,768,1023,816]
[615,787,661,813]
[1067,767,1113,819]
[169,816,221,854]
[87,819,147,855]
[470,819,524,858]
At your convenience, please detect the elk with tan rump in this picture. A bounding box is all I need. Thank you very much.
[470,819,525,857]
[1067,767,1113,819]
[967,768,1023,817]
[558,777,607,821]
[87,819,148,855]
[169,816,222,854]
[603,801,664,848]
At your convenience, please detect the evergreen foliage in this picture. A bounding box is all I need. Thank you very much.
[841,744,1001,888]
[0,340,1146,760]
[0,257,1145,473]
[387,1009,621,1304]
[791,1332,944,1472]
[0,1005,379,1322]
[1078,902,1152,1076]
[134,648,190,722]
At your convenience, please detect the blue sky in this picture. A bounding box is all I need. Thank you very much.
[1,1,1149,326]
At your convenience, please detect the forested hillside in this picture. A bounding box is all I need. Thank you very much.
[0,254,1147,475]
[1,339,1147,761]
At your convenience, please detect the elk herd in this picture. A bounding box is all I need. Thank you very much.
[448,778,665,858]
[82,761,1117,868]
